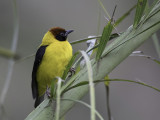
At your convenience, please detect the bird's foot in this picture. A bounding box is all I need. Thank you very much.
[68,67,75,77]
[46,86,51,98]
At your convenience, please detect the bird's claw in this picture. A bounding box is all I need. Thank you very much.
[68,67,75,77]
[46,86,51,98]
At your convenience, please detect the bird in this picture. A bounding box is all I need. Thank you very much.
[32,27,73,108]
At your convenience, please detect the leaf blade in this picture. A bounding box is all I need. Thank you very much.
[61,98,104,120]
[63,79,160,93]
[62,51,79,80]
[81,51,96,120]
[133,0,147,28]
[96,21,113,60]
[54,78,63,120]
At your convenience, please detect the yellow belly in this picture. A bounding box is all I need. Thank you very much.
[36,40,72,96]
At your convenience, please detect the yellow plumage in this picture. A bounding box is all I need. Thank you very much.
[32,27,73,107]
[37,31,72,96]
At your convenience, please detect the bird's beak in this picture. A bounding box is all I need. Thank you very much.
[65,30,74,36]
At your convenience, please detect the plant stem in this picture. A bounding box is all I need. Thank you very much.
[105,86,111,120]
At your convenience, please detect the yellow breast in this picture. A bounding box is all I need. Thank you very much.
[36,40,72,96]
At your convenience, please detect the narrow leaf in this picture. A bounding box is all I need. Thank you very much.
[81,51,96,120]
[105,85,111,120]
[144,0,149,14]
[96,20,113,60]
[97,0,111,19]
[54,78,63,120]
[63,79,160,93]
[144,0,160,17]
[133,0,147,28]
[70,33,119,46]
[62,51,79,80]
[15,53,35,64]
[104,20,160,57]
[61,98,104,120]
[103,75,111,120]
[70,36,101,45]
[153,59,160,64]
[87,33,119,56]
[130,54,160,65]
[62,81,88,94]
[25,99,50,120]
[140,0,160,27]
[51,78,57,98]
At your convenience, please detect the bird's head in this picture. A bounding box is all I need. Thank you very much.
[50,27,74,41]
[41,27,74,45]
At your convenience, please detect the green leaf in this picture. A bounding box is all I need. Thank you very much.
[80,51,96,120]
[97,0,111,19]
[54,78,63,120]
[104,75,111,120]
[70,36,101,45]
[51,78,57,98]
[105,85,111,120]
[63,79,160,93]
[144,0,159,17]
[15,53,34,64]
[140,0,160,27]
[62,81,88,93]
[130,54,160,65]
[133,0,147,28]
[61,98,104,120]
[115,4,136,26]
[70,33,119,46]
[144,0,149,14]
[62,51,79,80]
[104,19,160,57]
[96,20,114,60]
[153,59,160,64]
[25,99,51,120]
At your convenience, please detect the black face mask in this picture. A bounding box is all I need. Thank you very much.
[56,30,74,41]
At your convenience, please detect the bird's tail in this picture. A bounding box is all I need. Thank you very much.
[34,95,44,108]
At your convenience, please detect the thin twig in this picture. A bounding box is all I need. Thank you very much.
[15,53,35,64]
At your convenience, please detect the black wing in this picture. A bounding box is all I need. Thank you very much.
[32,45,48,99]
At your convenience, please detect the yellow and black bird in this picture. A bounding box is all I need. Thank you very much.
[32,27,73,108]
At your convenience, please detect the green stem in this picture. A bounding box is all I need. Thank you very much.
[105,86,111,120]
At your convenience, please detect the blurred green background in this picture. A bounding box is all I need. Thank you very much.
[0,0,160,120]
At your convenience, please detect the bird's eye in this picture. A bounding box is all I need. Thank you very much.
[56,32,66,41]
[60,32,65,36]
